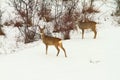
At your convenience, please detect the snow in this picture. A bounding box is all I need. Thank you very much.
[0,26,120,80]
[0,0,120,80]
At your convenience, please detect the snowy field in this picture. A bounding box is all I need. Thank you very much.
[0,0,120,80]
[0,25,120,80]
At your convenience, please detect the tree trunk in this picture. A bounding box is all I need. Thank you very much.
[64,31,70,40]
[0,27,5,36]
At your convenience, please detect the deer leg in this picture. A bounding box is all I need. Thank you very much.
[92,29,97,39]
[46,44,48,55]
[59,43,67,57]
[82,29,84,39]
[55,46,60,56]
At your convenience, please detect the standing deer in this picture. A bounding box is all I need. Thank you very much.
[39,26,67,57]
[76,21,97,39]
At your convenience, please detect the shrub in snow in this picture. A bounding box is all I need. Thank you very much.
[115,0,120,16]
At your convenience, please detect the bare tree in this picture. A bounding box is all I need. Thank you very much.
[37,0,53,22]
[80,0,99,22]
[53,0,79,39]
[9,0,41,43]
[115,0,120,16]
[7,0,100,41]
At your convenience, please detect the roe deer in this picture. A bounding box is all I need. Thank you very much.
[76,21,97,39]
[39,26,67,57]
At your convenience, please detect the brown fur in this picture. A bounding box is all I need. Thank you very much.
[77,21,97,39]
[39,27,67,57]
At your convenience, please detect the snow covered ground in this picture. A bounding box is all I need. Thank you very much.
[0,0,120,80]
[0,25,120,80]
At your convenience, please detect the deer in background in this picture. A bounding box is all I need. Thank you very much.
[39,26,67,57]
[76,20,97,39]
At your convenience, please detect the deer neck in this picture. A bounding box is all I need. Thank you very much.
[40,33,46,40]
